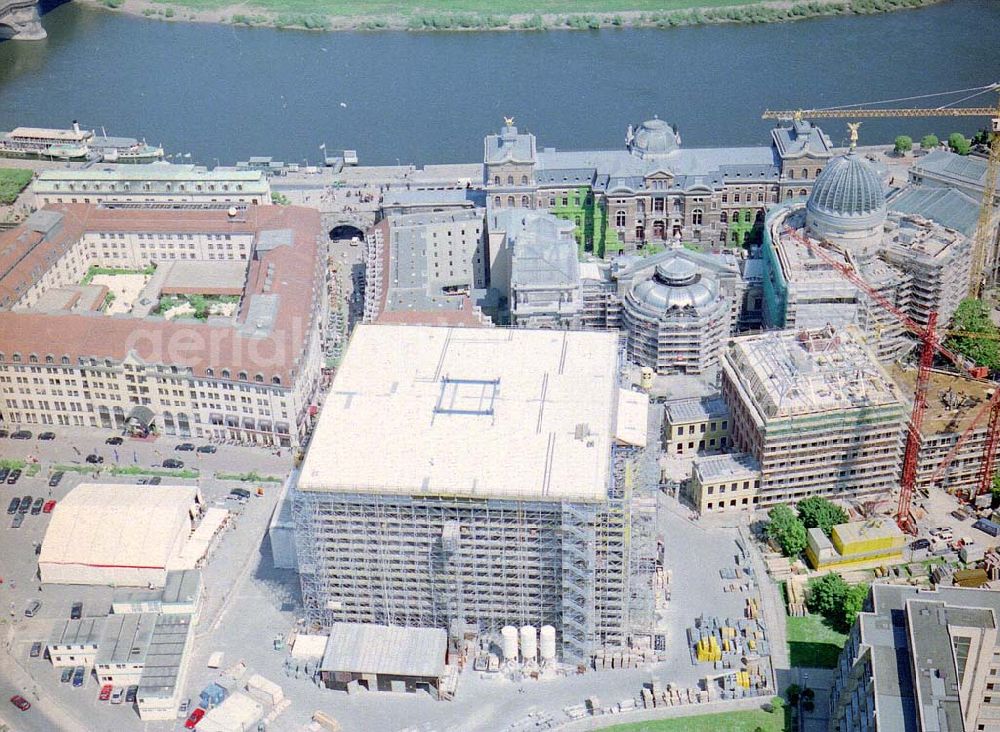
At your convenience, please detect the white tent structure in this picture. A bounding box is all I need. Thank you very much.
[39,483,198,587]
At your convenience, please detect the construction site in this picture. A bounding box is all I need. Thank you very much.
[292,324,664,669]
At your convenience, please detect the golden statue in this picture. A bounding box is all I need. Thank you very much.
[504,116,515,127]
[847,122,862,150]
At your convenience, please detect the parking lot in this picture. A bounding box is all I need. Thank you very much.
[0,426,289,732]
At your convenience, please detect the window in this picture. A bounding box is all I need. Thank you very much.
[494,196,501,207]
[692,209,703,225]
[506,175,514,185]
[788,169,795,180]
[507,196,514,207]
[615,210,626,227]
[521,195,529,207]
[520,175,528,185]
[493,176,500,185]
[734,193,741,203]
[816,168,822,177]
[720,211,728,223]
[721,193,728,203]
[800,189,808,196]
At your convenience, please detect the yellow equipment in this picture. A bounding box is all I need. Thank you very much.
[763,83,1000,298]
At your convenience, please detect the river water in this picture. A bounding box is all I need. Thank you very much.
[1,0,998,166]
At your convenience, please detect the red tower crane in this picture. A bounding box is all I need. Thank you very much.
[781,226,1000,533]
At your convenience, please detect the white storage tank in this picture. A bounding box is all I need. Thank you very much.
[501,626,519,661]
[519,625,537,663]
[539,625,557,661]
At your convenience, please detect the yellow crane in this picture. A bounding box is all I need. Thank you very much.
[763,83,1000,298]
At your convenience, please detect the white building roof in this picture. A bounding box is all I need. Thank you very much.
[39,483,196,573]
[615,389,648,447]
[197,691,263,732]
[299,325,620,502]
[175,507,229,569]
[319,623,447,679]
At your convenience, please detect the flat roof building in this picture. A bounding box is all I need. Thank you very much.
[722,326,907,506]
[136,613,195,721]
[95,612,158,686]
[294,324,660,663]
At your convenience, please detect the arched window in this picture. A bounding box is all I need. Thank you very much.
[720,212,728,223]
[734,193,741,203]
[494,196,501,207]
[788,169,795,180]
[29,354,38,364]
[732,231,740,242]
[221,369,231,379]
[520,175,528,185]
[800,189,808,196]
[206,367,214,377]
[816,168,822,178]
[719,231,727,242]
[692,209,704,225]
[12,353,20,363]
[801,168,809,179]
[757,193,764,202]
[615,210,626,227]
[238,371,248,381]
[0,353,4,362]
[493,176,500,185]
[786,190,793,199]
[271,375,281,385]
[506,175,514,185]
[744,210,752,223]
[45,355,54,364]
[61,356,70,365]
[507,196,514,207]
[521,195,529,207]
[254,373,264,383]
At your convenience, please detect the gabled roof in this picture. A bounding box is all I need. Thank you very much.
[770,120,833,160]
[889,185,980,237]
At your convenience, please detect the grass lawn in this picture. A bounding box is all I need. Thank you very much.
[787,614,848,669]
[0,168,32,205]
[600,707,789,731]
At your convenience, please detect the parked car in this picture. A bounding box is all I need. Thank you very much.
[17,496,31,513]
[85,454,103,464]
[105,436,124,445]
[38,432,55,441]
[929,526,949,537]
[951,508,971,521]
[10,514,22,529]
[99,684,112,702]
[184,707,206,729]
[177,698,191,718]
[24,600,41,618]
[111,686,125,704]
[125,685,138,703]
[6,469,21,484]
[10,430,32,440]
[7,497,19,515]
[30,498,43,515]
[70,602,83,620]
[910,538,931,551]
[42,500,56,514]
[162,459,184,469]
[230,487,252,499]
[60,667,72,683]
[0,429,8,438]
[0,467,8,482]
[974,518,1000,537]
[196,445,217,454]
[136,477,149,485]
[9,695,30,711]
[175,443,195,452]
[29,642,41,658]
[48,471,64,487]
[72,666,85,687]
[148,476,162,485]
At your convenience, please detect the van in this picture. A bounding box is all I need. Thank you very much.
[24,600,41,618]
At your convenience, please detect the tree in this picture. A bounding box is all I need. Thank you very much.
[946,299,1000,372]
[797,496,848,536]
[766,505,808,557]
[920,133,939,150]
[893,135,913,154]
[973,128,992,146]
[948,132,971,155]
[785,683,802,705]
[991,473,1000,509]
[806,572,849,616]
[841,583,869,630]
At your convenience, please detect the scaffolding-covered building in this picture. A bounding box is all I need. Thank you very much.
[721,325,907,506]
[293,324,658,664]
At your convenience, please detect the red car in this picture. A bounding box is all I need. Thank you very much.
[42,500,56,514]
[99,684,112,701]
[9,695,30,711]
[184,707,206,729]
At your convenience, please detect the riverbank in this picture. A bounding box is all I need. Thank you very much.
[76,0,945,32]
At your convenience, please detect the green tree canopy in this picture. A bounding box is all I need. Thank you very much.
[920,133,939,149]
[841,584,869,630]
[945,299,1000,372]
[948,132,971,155]
[766,505,808,557]
[893,135,913,154]
[797,496,848,536]
[806,572,850,617]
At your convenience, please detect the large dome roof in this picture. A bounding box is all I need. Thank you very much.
[630,117,680,157]
[807,152,885,219]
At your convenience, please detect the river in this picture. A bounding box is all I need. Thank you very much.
[0,0,998,166]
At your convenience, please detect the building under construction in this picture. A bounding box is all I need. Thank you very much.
[292,324,658,664]
[891,366,998,498]
[721,325,907,506]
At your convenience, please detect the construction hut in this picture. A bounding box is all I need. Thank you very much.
[318,623,448,699]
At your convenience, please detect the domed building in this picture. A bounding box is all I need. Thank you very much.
[622,252,731,374]
[804,152,887,257]
[626,117,681,159]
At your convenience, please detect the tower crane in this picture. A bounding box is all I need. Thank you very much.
[763,82,1000,297]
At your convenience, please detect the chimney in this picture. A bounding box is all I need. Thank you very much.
[72,120,80,135]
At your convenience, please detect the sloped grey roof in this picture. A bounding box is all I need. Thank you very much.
[913,149,987,187]
[485,125,536,165]
[770,120,833,159]
[889,185,980,236]
[320,623,447,679]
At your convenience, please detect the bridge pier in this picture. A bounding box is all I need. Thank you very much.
[0,0,47,41]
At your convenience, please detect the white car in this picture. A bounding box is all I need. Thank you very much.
[110,687,125,704]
